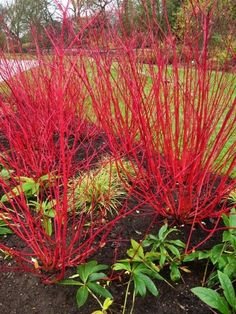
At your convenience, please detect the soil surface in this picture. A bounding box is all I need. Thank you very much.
[0,211,221,314]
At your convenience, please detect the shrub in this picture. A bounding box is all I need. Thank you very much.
[85,4,236,250]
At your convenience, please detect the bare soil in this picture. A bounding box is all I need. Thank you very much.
[0,212,221,314]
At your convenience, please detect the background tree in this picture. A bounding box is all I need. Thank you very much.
[1,0,57,49]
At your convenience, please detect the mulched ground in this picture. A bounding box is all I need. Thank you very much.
[0,211,221,314]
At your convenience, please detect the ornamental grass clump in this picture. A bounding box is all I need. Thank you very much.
[67,156,135,216]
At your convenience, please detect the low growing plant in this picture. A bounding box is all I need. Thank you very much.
[59,261,112,309]
[0,217,13,236]
[142,223,187,281]
[191,271,236,314]
[68,157,134,217]
[28,199,56,236]
[183,208,236,286]
[1,173,56,203]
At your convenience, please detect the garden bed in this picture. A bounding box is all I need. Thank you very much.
[0,212,222,314]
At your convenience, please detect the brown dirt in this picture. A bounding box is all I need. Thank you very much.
[0,211,220,314]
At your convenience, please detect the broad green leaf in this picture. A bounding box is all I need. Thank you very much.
[113,262,131,272]
[222,231,232,242]
[103,298,113,310]
[87,282,112,299]
[139,273,158,296]
[76,286,89,308]
[170,263,181,282]
[89,272,107,282]
[218,271,236,309]
[127,249,142,261]
[198,251,211,260]
[134,273,146,296]
[90,264,108,273]
[210,244,224,264]
[77,261,97,282]
[191,287,231,314]
[224,259,236,277]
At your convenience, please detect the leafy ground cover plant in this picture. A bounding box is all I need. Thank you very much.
[191,271,236,314]
[113,241,163,314]
[0,217,13,236]
[59,261,112,309]
[184,208,236,287]
[142,224,187,281]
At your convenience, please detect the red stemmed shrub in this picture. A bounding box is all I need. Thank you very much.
[84,4,236,249]
[0,23,138,282]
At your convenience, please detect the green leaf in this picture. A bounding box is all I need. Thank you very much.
[133,273,147,296]
[166,244,181,258]
[113,262,131,272]
[90,264,109,274]
[198,251,211,260]
[222,214,229,228]
[0,168,13,180]
[191,287,231,314]
[43,218,52,236]
[76,286,89,308]
[210,244,224,264]
[158,224,168,241]
[139,273,158,296]
[224,259,236,277]
[170,263,181,282]
[87,282,112,299]
[218,271,236,310]
[0,226,13,235]
[58,279,82,286]
[183,251,200,262]
[222,231,232,242]
[168,239,185,248]
[103,298,113,310]
[77,261,97,282]
[229,208,236,229]
[129,239,144,259]
[89,272,107,282]
[159,246,167,267]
